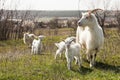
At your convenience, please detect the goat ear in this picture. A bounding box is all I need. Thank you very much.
[55,43,59,47]
[88,12,91,17]
[34,35,38,39]
[87,13,92,19]
[81,12,84,16]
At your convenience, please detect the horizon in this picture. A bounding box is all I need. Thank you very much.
[1,9,119,11]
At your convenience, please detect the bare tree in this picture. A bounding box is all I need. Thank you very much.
[95,10,106,36]
[115,11,120,32]
[48,18,59,35]
[114,0,120,32]
[0,0,34,40]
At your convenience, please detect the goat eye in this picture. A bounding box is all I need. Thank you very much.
[86,16,89,19]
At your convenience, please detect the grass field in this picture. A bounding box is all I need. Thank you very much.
[0,28,120,80]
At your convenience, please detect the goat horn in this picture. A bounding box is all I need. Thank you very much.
[89,9,103,15]
[91,9,103,13]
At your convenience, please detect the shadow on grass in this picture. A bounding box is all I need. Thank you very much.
[80,59,120,74]
[71,66,93,75]
[83,58,120,73]
[95,61,120,73]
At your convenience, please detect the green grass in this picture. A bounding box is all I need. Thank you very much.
[0,28,120,80]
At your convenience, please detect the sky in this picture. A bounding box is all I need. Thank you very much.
[0,0,120,10]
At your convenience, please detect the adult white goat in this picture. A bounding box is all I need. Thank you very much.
[54,37,76,59]
[31,35,45,54]
[23,32,37,48]
[64,38,82,70]
[76,9,104,68]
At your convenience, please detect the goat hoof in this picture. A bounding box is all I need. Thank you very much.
[90,63,95,68]
[54,57,57,60]
[68,67,71,70]
[79,66,82,69]
[86,56,90,62]
[90,64,93,68]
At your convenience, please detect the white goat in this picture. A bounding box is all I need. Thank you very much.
[64,38,82,70]
[77,9,104,67]
[54,41,65,59]
[54,37,76,59]
[31,35,45,54]
[23,32,36,47]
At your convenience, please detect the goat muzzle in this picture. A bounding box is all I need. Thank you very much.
[77,21,82,26]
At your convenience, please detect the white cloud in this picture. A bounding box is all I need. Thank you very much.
[0,0,120,10]
[109,0,120,10]
[79,0,120,10]
[1,0,79,10]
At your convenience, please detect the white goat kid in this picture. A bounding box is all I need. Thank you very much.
[77,9,104,68]
[54,41,65,59]
[31,35,45,54]
[54,37,76,59]
[23,32,36,48]
[64,38,82,70]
